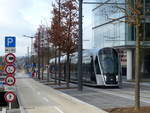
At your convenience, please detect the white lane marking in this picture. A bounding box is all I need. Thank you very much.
[37,92,41,95]
[43,97,49,102]
[54,106,64,113]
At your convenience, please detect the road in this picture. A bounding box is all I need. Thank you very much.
[39,72,150,109]
[59,81,150,109]
[15,73,106,113]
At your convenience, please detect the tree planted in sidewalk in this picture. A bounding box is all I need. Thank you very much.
[48,0,65,85]
[48,0,78,87]
[115,0,143,110]
[61,0,79,88]
[34,26,43,80]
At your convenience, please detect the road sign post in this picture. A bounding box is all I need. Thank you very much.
[9,102,11,110]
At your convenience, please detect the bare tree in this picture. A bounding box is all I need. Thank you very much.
[115,0,142,110]
[49,0,65,85]
[61,0,79,88]
[34,27,43,80]
[48,0,78,87]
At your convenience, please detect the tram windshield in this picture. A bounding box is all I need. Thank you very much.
[98,48,119,74]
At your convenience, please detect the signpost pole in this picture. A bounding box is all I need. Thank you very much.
[9,102,11,110]
[78,0,83,91]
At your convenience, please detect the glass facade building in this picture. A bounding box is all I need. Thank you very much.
[92,0,150,80]
[92,0,125,48]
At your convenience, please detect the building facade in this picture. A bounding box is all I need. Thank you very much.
[92,0,150,80]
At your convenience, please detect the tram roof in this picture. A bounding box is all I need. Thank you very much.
[49,48,115,63]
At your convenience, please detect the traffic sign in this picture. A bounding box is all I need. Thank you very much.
[4,91,16,102]
[5,36,16,53]
[5,37,16,48]
[5,53,16,64]
[4,86,16,91]
[4,65,16,74]
[5,48,16,53]
[5,75,16,86]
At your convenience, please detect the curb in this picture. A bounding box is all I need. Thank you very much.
[16,85,26,113]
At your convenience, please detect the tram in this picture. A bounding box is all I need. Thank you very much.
[49,47,121,87]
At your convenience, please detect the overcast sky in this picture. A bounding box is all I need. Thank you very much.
[0,0,93,57]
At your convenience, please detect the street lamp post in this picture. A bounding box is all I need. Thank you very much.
[78,0,83,91]
[23,35,35,69]
[26,46,30,73]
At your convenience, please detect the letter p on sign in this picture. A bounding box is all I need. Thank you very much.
[5,37,16,47]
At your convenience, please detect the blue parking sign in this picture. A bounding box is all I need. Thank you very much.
[5,36,16,47]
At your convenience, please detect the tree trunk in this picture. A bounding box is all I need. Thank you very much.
[58,0,61,86]
[58,48,61,86]
[135,15,141,110]
[54,46,57,84]
[41,49,44,80]
[38,32,41,80]
[47,47,50,82]
[47,65,49,82]
[66,53,70,88]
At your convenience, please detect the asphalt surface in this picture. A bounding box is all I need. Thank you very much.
[16,73,107,113]
[46,81,150,109]
[38,74,150,109]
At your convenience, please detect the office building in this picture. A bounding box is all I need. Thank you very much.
[92,0,150,80]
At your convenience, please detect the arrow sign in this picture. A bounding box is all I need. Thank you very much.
[4,91,16,102]
[5,65,16,74]
[5,53,16,64]
[5,75,16,86]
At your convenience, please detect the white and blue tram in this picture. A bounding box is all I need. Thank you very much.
[49,47,121,87]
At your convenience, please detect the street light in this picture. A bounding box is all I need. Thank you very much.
[23,35,35,70]
[78,0,83,91]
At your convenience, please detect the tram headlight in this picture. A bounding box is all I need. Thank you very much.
[116,75,119,81]
[104,75,107,81]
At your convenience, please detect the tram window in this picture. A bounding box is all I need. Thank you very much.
[95,57,101,74]
[90,56,94,73]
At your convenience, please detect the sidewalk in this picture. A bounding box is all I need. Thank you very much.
[17,74,108,113]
